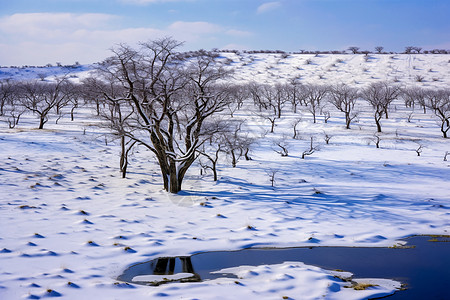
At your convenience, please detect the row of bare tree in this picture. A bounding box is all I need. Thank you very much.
[236,81,449,137]
[0,78,84,129]
[1,38,449,193]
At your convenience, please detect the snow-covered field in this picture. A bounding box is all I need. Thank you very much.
[1,53,449,299]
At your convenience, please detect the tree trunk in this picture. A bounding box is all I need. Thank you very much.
[270,119,275,133]
[442,125,448,138]
[38,115,45,129]
[71,104,77,121]
[345,112,351,129]
[244,148,252,161]
[375,112,382,133]
[212,161,218,181]
[120,136,127,178]
[231,150,237,167]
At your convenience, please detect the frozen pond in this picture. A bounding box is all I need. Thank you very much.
[118,235,450,299]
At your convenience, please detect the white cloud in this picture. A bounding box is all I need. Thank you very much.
[225,29,253,37]
[256,2,281,14]
[168,21,222,35]
[0,13,117,34]
[0,13,249,65]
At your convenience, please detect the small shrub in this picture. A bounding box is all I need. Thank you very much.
[414,75,425,82]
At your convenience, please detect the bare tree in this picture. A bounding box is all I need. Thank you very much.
[375,46,384,54]
[273,137,289,157]
[0,79,14,116]
[96,38,233,193]
[291,117,302,139]
[401,86,427,113]
[362,82,401,132]
[199,143,221,181]
[348,46,360,54]
[328,83,359,129]
[257,83,288,119]
[371,133,381,148]
[425,89,450,138]
[405,46,422,54]
[323,132,333,144]
[255,108,277,133]
[286,78,306,113]
[302,136,318,159]
[197,119,244,181]
[81,77,106,116]
[248,82,267,111]
[304,84,329,123]
[17,78,72,129]
[83,77,139,178]
[1,82,25,128]
[219,120,253,168]
[267,169,278,187]
[404,46,414,54]
[227,84,248,116]
[415,143,423,156]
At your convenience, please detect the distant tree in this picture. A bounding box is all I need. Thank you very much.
[401,86,429,113]
[404,46,421,54]
[0,80,25,128]
[375,46,384,54]
[199,142,222,181]
[362,82,401,132]
[348,47,360,54]
[261,84,288,118]
[18,78,71,129]
[404,46,414,54]
[250,83,287,132]
[219,120,253,168]
[248,82,268,111]
[198,118,252,180]
[328,83,359,129]
[286,78,307,113]
[227,84,249,115]
[0,79,14,116]
[304,84,329,123]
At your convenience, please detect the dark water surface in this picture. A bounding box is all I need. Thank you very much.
[118,235,450,299]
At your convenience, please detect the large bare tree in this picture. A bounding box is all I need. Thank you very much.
[95,38,233,193]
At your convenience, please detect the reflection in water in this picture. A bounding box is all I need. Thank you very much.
[118,236,450,299]
[118,256,201,285]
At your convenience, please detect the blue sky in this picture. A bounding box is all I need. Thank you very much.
[0,0,449,65]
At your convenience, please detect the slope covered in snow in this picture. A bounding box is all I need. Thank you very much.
[0,53,449,299]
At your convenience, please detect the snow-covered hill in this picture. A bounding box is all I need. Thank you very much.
[0,53,449,299]
[2,53,450,88]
